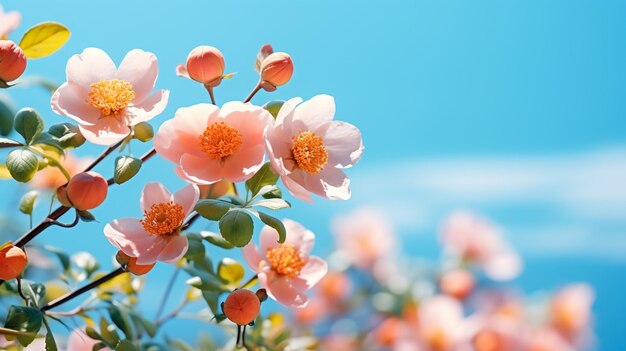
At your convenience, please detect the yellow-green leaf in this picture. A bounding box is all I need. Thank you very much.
[19,22,70,59]
[217,258,244,287]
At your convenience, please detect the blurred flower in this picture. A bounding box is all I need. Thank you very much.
[51,48,169,145]
[319,335,358,351]
[154,102,272,184]
[440,211,522,281]
[550,283,594,344]
[177,46,225,87]
[104,182,199,265]
[465,315,523,351]
[332,207,394,269]
[417,295,464,351]
[293,297,327,325]
[223,289,261,325]
[0,40,26,85]
[0,242,27,280]
[242,219,328,307]
[260,52,294,90]
[0,5,20,39]
[64,171,108,210]
[439,268,475,300]
[30,153,92,190]
[265,95,364,202]
[67,328,112,351]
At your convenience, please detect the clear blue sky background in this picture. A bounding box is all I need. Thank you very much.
[1,1,625,349]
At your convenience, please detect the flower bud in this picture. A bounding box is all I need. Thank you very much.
[255,288,268,302]
[116,251,155,275]
[439,269,474,300]
[66,171,108,210]
[0,243,27,280]
[56,185,72,207]
[223,289,261,325]
[133,122,154,142]
[184,46,224,87]
[0,40,26,85]
[260,52,293,90]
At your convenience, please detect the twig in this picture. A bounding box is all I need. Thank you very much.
[243,82,262,103]
[154,267,180,322]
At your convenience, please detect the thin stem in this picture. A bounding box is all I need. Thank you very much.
[155,299,187,327]
[16,278,27,302]
[243,82,262,103]
[238,274,258,290]
[205,85,216,105]
[154,267,180,322]
[47,210,79,228]
[83,138,125,173]
[40,267,125,312]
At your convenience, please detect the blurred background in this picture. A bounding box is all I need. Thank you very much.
[1,0,625,349]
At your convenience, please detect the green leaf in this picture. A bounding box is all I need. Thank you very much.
[217,258,244,287]
[262,186,282,199]
[43,245,71,272]
[14,108,44,145]
[183,234,205,260]
[32,132,64,154]
[184,274,224,292]
[19,190,39,215]
[218,209,254,247]
[114,156,142,184]
[195,199,234,221]
[0,138,22,148]
[115,339,137,351]
[259,212,286,244]
[201,291,221,316]
[19,22,71,59]
[43,318,58,351]
[21,282,46,307]
[3,305,44,347]
[0,96,15,136]
[85,326,103,341]
[245,162,279,197]
[252,198,290,210]
[48,123,85,149]
[263,100,285,119]
[200,231,234,249]
[108,307,133,340]
[99,317,120,346]
[7,148,39,182]
[77,209,96,222]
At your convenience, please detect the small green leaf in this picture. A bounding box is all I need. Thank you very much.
[219,209,254,247]
[3,305,44,347]
[43,245,71,272]
[0,96,15,136]
[115,340,138,351]
[19,22,71,59]
[252,198,290,210]
[263,100,285,119]
[43,318,58,351]
[0,138,22,148]
[184,234,206,260]
[32,132,64,153]
[201,291,221,316]
[217,258,244,287]
[245,162,279,197]
[77,209,96,222]
[108,307,133,340]
[99,317,120,346]
[200,231,234,249]
[114,156,142,184]
[7,148,39,182]
[14,108,44,145]
[259,212,286,244]
[85,326,103,341]
[195,199,234,221]
[19,190,38,215]
[48,123,86,149]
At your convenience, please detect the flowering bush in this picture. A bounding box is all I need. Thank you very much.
[0,4,594,351]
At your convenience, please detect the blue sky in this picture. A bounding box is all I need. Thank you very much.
[1,0,625,349]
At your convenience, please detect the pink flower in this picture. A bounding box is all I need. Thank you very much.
[104,182,199,265]
[154,102,271,184]
[550,283,594,344]
[66,328,112,351]
[332,207,395,269]
[242,219,328,308]
[265,95,364,202]
[526,328,575,351]
[417,295,464,351]
[0,6,20,39]
[51,48,169,145]
[440,211,522,281]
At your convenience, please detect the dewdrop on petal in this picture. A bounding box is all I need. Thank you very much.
[260,52,293,91]
[182,46,225,87]
[0,243,27,280]
[66,171,108,210]
[0,40,26,86]
[223,289,261,325]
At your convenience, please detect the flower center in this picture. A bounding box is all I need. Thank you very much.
[199,122,243,160]
[266,245,306,277]
[291,130,328,174]
[87,79,136,116]
[140,202,185,236]
[426,329,448,351]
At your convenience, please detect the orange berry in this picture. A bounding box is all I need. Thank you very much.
[0,243,27,280]
[223,289,261,325]
[185,46,225,87]
[260,52,293,89]
[0,40,27,84]
[66,171,108,210]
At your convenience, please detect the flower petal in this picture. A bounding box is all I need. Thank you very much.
[281,174,313,203]
[291,94,335,132]
[299,256,327,288]
[179,153,224,184]
[128,90,169,125]
[274,97,302,128]
[242,242,263,273]
[157,235,188,263]
[173,184,200,216]
[66,48,116,92]
[0,11,21,38]
[141,182,173,212]
[51,83,101,126]
[318,120,364,168]
[78,117,130,146]
[115,49,158,102]
[103,218,164,264]
[176,64,190,78]
[282,219,315,258]
[303,167,351,200]
[259,271,309,308]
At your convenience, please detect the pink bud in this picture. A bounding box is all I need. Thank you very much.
[184,46,225,87]
[66,171,108,210]
[260,52,293,90]
[0,40,26,84]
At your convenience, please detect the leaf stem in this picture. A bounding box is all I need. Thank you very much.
[243,82,262,103]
